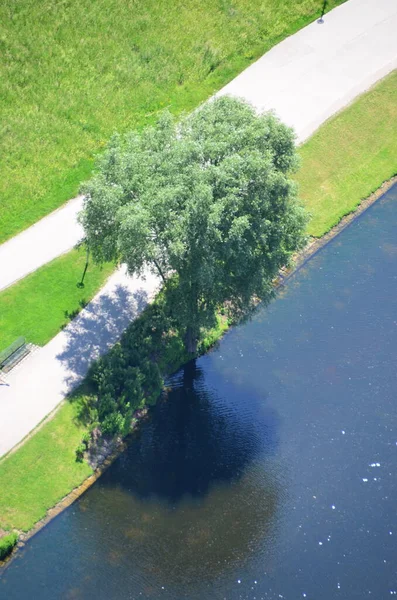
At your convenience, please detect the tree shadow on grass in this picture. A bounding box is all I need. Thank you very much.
[56,282,149,391]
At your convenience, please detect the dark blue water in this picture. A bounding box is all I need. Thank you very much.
[1,185,397,600]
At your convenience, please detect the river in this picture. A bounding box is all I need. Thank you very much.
[1,184,397,599]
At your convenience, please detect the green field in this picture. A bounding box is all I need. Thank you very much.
[0,401,92,532]
[0,0,344,243]
[0,246,114,350]
[297,70,397,237]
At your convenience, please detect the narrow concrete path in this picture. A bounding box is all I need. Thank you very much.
[0,196,84,291]
[0,0,396,292]
[0,267,159,457]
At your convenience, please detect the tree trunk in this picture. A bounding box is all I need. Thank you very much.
[184,326,198,355]
[153,258,167,284]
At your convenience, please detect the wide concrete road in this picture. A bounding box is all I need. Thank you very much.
[1,0,396,292]
[0,267,159,458]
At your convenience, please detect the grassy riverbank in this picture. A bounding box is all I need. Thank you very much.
[0,71,396,551]
[0,402,92,533]
[0,0,344,244]
[297,70,397,237]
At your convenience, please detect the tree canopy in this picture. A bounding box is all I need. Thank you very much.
[80,96,308,352]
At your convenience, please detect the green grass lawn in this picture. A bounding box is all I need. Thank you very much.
[0,0,344,243]
[0,246,114,351]
[296,70,397,237]
[0,401,92,533]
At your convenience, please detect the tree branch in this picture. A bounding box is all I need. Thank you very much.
[153,258,167,284]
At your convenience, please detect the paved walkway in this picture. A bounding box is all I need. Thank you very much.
[1,0,397,457]
[0,196,84,291]
[218,0,397,142]
[0,0,396,292]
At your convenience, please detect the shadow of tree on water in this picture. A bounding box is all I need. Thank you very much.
[74,360,283,590]
[100,359,280,503]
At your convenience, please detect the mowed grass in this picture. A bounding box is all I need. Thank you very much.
[296,70,397,237]
[0,401,92,533]
[0,0,345,243]
[0,246,114,350]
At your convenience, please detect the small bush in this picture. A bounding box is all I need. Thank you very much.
[81,431,91,446]
[0,532,18,561]
[198,315,229,354]
[75,443,86,463]
[75,430,92,462]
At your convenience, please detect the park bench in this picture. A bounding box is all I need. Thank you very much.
[0,337,30,373]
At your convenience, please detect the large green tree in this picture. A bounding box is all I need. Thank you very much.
[80,97,307,353]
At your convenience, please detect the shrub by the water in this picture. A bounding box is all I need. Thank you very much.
[0,532,18,561]
[80,289,189,439]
